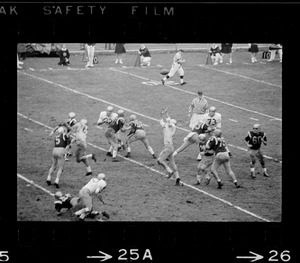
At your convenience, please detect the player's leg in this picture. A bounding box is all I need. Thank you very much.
[75,190,92,220]
[162,64,177,84]
[157,146,173,175]
[249,149,257,178]
[178,66,186,85]
[173,136,194,157]
[211,155,223,189]
[196,155,213,185]
[168,154,182,185]
[223,155,239,187]
[141,137,156,158]
[47,150,57,185]
[54,149,65,188]
[125,133,137,157]
[256,150,269,177]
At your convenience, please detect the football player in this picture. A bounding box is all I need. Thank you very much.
[74,173,108,221]
[206,129,240,189]
[97,106,125,155]
[244,124,268,178]
[195,133,214,185]
[104,110,127,162]
[73,119,97,176]
[54,191,81,216]
[157,108,182,186]
[161,49,186,86]
[122,114,156,159]
[172,121,211,158]
[46,126,71,188]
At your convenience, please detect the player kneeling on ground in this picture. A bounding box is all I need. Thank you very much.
[74,173,109,221]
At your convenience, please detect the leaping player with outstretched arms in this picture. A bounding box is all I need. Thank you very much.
[157,108,183,186]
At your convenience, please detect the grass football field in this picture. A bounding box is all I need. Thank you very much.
[17,45,282,222]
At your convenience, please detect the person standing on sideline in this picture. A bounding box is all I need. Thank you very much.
[268,43,282,62]
[206,129,240,189]
[188,91,209,130]
[139,44,152,67]
[209,43,222,65]
[85,43,96,68]
[157,108,182,186]
[161,49,187,86]
[46,126,71,188]
[244,123,269,178]
[220,43,233,64]
[114,43,126,64]
[248,43,259,63]
[58,44,70,66]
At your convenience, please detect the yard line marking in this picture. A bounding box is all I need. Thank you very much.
[229,119,238,122]
[250,117,259,121]
[29,68,35,71]
[109,67,149,80]
[17,113,271,222]
[107,68,282,122]
[24,128,33,132]
[18,72,282,163]
[198,64,282,88]
[17,173,55,197]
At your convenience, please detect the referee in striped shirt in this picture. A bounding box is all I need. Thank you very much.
[188,91,209,129]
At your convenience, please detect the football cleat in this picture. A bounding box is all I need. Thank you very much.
[180,82,187,86]
[196,180,201,185]
[251,172,256,178]
[161,79,165,85]
[175,178,183,186]
[217,181,224,189]
[53,183,60,188]
[152,154,157,159]
[234,182,241,188]
[125,152,131,158]
[46,180,51,186]
[263,172,269,177]
[106,152,112,157]
[205,177,211,185]
[86,172,93,176]
[112,158,120,162]
[166,171,174,178]
[92,154,97,162]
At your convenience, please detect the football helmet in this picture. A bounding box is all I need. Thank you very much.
[107,106,113,112]
[117,109,124,116]
[213,129,222,137]
[129,115,137,121]
[54,191,63,199]
[170,119,177,125]
[68,112,76,118]
[253,124,261,133]
[80,119,88,125]
[98,173,105,180]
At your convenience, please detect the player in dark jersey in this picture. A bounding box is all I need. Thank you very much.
[46,127,71,188]
[54,192,81,215]
[207,129,240,189]
[172,121,211,157]
[244,124,268,178]
[122,115,156,159]
[104,110,126,162]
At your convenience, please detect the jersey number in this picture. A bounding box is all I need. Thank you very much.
[55,135,61,145]
[208,118,217,126]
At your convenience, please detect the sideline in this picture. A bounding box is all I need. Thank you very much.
[18,112,271,222]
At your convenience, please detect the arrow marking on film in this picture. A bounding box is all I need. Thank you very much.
[87,250,113,262]
[236,251,263,262]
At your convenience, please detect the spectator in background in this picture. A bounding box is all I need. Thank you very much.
[80,43,85,50]
[248,43,259,63]
[268,43,282,63]
[58,44,70,66]
[105,43,112,50]
[221,43,233,64]
[209,43,222,65]
[85,43,96,68]
[139,44,152,67]
[114,43,126,64]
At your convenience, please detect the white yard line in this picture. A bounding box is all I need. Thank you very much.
[18,71,282,163]
[17,112,271,222]
[198,64,282,88]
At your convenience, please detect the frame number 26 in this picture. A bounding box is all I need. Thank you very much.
[0,252,9,262]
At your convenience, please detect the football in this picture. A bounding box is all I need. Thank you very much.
[160,69,169,75]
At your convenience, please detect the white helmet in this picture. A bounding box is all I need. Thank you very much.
[98,173,105,180]
[107,106,113,112]
[68,112,76,118]
[57,126,66,134]
[129,114,137,121]
[117,109,124,116]
[80,119,88,125]
[198,133,206,142]
[170,119,177,125]
[253,123,261,133]
[54,191,62,199]
[209,106,216,112]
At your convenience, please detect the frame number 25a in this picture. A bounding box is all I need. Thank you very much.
[118,249,153,261]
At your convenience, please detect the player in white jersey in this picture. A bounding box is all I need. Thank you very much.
[73,119,97,176]
[157,108,182,186]
[74,173,107,221]
[161,49,187,86]
[202,106,232,157]
[188,91,209,129]
[97,106,125,155]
